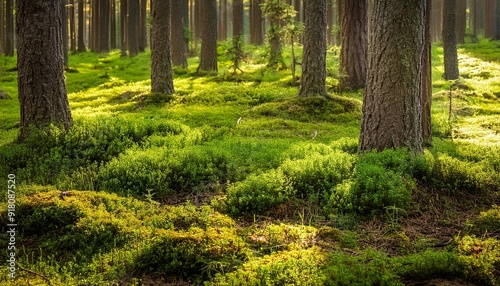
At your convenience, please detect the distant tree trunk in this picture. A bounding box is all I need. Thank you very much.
[110,0,117,49]
[61,0,69,67]
[151,0,174,94]
[128,0,140,56]
[77,0,86,52]
[360,0,425,153]
[197,0,218,73]
[182,0,189,48]
[250,0,264,45]
[0,0,4,54]
[339,0,367,91]
[326,0,334,46]
[138,0,147,52]
[16,0,73,141]
[171,0,188,68]
[484,0,496,38]
[456,0,467,43]
[5,0,14,56]
[432,0,443,42]
[69,0,76,52]
[233,0,244,38]
[298,0,327,97]
[99,0,110,52]
[120,0,128,56]
[443,0,459,80]
[472,0,479,41]
[218,0,228,40]
[194,0,203,50]
[422,0,433,145]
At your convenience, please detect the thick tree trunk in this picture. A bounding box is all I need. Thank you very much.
[443,0,459,80]
[197,0,218,73]
[99,0,110,52]
[422,0,433,146]
[128,0,139,56]
[171,0,188,68]
[339,0,367,91]
[485,0,496,38]
[250,0,264,45]
[360,0,425,153]
[16,0,73,141]
[151,0,174,94]
[298,0,327,97]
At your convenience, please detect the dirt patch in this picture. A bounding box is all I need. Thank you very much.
[0,90,11,99]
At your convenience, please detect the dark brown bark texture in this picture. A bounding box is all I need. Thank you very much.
[360,0,425,153]
[138,0,147,52]
[250,0,264,45]
[197,0,218,72]
[422,0,433,145]
[233,0,244,37]
[339,0,367,91]
[16,0,73,140]
[77,0,86,51]
[456,0,466,43]
[120,0,128,56]
[5,0,15,56]
[128,0,139,56]
[171,0,188,68]
[151,0,174,94]
[443,0,459,80]
[99,0,110,52]
[298,0,327,97]
[484,0,496,38]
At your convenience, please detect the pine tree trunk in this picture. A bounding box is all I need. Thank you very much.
[138,0,147,52]
[432,0,443,42]
[61,0,69,66]
[69,0,76,52]
[443,0,459,80]
[16,0,73,141]
[485,0,496,38]
[422,0,433,146]
[171,0,188,68]
[110,0,117,49]
[339,0,367,91]
[128,0,139,56]
[0,0,4,54]
[250,0,263,45]
[5,0,14,56]
[298,0,327,97]
[456,0,467,43]
[197,0,218,73]
[233,0,244,38]
[151,0,174,94]
[360,0,425,153]
[120,0,128,56]
[77,0,86,52]
[99,0,110,52]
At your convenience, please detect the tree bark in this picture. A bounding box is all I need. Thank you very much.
[360,0,425,153]
[443,0,459,80]
[99,0,110,52]
[339,0,367,91]
[138,0,147,52]
[233,0,244,38]
[61,0,69,66]
[120,0,128,56]
[77,0,86,51]
[69,0,76,52]
[432,0,443,42]
[5,0,14,56]
[485,0,496,38]
[151,0,174,94]
[456,0,467,43]
[16,0,73,141]
[0,0,4,54]
[422,0,433,146]
[171,0,188,68]
[197,0,218,73]
[110,0,117,49]
[128,0,139,56]
[250,0,264,45]
[298,0,327,97]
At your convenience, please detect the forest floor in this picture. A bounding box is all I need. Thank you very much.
[0,39,499,285]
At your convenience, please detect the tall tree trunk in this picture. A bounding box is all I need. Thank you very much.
[171,0,188,68]
[443,0,459,80]
[138,0,147,52]
[0,0,4,54]
[298,0,327,97]
[422,0,433,145]
[485,0,496,38]
[120,0,128,56]
[61,0,69,66]
[360,0,425,153]
[197,0,218,73]
[69,0,76,52]
[233,0,244,39]
[339,0,367,91]
[151,0,174,94]
[99,0,110,52]
[250,0,263,45]
[128,0,139,56]
[16,0,73,141]
[110,0,117,49]
[456,0,467,43]
[432,0,443,42]
[5,0,14,56]
[77,0,86,52]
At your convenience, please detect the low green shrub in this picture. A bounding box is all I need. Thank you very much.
[244,223,318,253]
[206,247,326,286]
[222,169,294,215]
[457,235,500,285]
[472,205,500,234]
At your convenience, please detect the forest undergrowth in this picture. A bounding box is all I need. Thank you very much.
[0,39,499,285]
